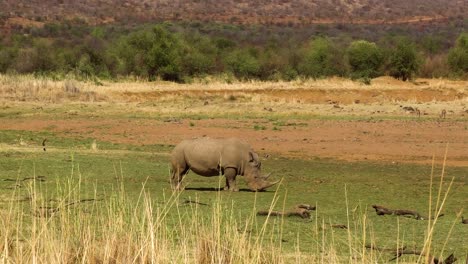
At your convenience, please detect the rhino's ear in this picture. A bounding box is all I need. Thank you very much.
[248,152,260,166]
[248,152,255,162]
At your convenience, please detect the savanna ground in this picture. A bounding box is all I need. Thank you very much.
[0,74,467,263]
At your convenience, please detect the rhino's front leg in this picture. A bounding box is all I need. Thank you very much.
[224,168,239,192]
[171,165,188,191]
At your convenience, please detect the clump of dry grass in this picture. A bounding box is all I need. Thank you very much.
[0,74,107,102]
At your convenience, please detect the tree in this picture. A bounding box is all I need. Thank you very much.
[115,26,184,81]
[447,33,468,76]
[10,40,58,74]
[145,27,184,81]
[0,46,17,73]
[76,36,112,78]
[421,35,443,56]
[346,40,383,81]
[180,33,217,77]
[388,38,422,81]
[224,48,260,79]
[299,37,346,79]
[257,44,292,81]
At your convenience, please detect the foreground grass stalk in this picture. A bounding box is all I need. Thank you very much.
[419,145,453,264]
[345,184,353,261]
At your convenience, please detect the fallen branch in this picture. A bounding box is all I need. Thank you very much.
[371,205,444,220]
[62,198,103,208]
[365,244,457,264]
[257,208,311,218]
[257,204,316,219]
[365,244,406,254]
[181,198,209,206]
[297,204,316,211]
[0,195,32,203]
[331,224,348,229]
[33,198,103,217]
[22,176,46,182]
[2,176,46,182]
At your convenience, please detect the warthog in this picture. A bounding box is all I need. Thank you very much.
[170,137,279,191]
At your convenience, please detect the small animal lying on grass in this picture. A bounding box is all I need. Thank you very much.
[170,137,279,192]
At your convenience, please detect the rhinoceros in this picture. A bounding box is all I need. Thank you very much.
[170,137,279,191]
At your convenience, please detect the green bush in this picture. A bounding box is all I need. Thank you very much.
[388,38,422,81]
[115,26,184,81]
[448,33,468,76]
[421,35,443,56]
[257,45,294,81]
[76,54,95,77]
[299,37,346,78]
[0,46,18,72]
[224,48,260,79]
[346,40,383,81]
[180,34,217,76]
[8,40,58,74]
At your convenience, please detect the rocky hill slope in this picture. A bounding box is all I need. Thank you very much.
[1,0,466,29]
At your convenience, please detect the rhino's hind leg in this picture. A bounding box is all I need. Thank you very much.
[223,168,239,192]
[171,165,188,191]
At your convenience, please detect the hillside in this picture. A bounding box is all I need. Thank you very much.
[1,0,466,31]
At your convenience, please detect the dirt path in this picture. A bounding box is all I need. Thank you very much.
[1,118,466,166]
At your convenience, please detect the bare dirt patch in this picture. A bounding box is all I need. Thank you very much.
[1,118,466,166]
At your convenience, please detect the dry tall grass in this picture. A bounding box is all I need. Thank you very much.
[2,74,466,120]
[0,167,290,263]
[1,73,467,103]
[0,74,106,102]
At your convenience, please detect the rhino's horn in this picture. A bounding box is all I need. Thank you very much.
[263,172,272,180]
[259,179,280,191]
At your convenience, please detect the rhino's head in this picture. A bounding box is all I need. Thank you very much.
[244,152,279,191]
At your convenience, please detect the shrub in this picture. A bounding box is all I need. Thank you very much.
[299,37,346,78]
[447,33,468,76]
[76,54,95,78]
[10,49,37,73]
[421,35,443,56]
[281,67,298,81]
[9,40,58,74]
[115,26,184,81]
[419,54,450,78]
[224,48,260,79]
[146,27,184,81]
[346,40,383,80]
[388,38,422,81]
[0,46,17,73]
[180,34,217,76]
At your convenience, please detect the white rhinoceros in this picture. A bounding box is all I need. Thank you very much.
[170,137,278,191]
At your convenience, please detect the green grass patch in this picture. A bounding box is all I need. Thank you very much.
[253,124,267,130]
[0,130,174,153]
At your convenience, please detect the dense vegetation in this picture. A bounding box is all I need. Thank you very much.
[0,21,467,82]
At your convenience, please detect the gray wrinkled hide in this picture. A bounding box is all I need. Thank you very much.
[170,137,277,191]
